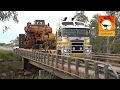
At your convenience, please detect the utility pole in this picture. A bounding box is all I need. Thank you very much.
[107,36,110,63]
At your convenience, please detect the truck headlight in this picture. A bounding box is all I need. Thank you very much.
[72,47,75,50]
[64,49,70,53]
[86,50,89,52]
[80,47,82,50]
[85,50,91,52]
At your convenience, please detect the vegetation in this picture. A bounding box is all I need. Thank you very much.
[10,36,19,46]
[0,50,21,61]
[74,11,120,54]
[0,11,19,33]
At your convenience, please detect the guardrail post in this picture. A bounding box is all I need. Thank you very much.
[38,53,40,62]
[40,53,43,62]
[34,52,36,60]
[104,65,109,79]
[51,55,54,66]
[67,57,71,72]
[61,56,64,70]
[39,52,41,62]
[35,52,37,61]
[44,53,46,64]
[75,59,79,75]
[47,54,50,65]
[56,55,58,68]
[85,60,89,78]
[94,62,99,79]
[36,52,38,61]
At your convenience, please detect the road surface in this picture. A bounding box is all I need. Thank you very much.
[0,46,13,51]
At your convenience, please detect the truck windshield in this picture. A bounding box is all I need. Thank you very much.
[75,22,84,25]
[15,45,19,47]
[62,28,90,37]
[62,22,73,25]
[36,20,45,25]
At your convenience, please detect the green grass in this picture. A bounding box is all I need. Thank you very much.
[0,50,21,61]
[40,72,61,79]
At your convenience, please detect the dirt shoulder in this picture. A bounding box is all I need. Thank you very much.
[0,61,39,79]
[0,46,13,51]
[0,61,61,79]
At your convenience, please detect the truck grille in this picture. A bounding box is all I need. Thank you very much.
[72,43,83,45]
[71,40,84,53]
[72,51,83,53]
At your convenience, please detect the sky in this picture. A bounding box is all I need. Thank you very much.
[0,11,104,44]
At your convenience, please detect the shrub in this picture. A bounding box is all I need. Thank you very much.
[0,50,21,61]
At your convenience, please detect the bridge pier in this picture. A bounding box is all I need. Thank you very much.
[39,70,45,79]
[22,57,29,69]
[22,57,33,70]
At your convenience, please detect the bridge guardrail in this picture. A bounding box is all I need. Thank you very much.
[92,54,120,67]
[13,49,120,79]
[92,52,120,56]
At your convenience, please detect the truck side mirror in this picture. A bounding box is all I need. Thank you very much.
[60,32,61,36]
[59,32,61,36]
[48,23,50,26]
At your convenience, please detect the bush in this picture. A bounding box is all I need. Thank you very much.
[0,50,21,61]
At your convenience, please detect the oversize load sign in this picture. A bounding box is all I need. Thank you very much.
[98,15,115,36]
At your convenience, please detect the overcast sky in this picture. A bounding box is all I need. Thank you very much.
[0,11,104,44]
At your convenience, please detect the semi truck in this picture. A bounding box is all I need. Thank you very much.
[19,17,92,59]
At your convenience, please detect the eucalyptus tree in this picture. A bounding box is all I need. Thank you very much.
[0,11,19,33]
[104,11,120,54]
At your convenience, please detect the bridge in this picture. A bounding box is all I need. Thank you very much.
[14,48,120,79]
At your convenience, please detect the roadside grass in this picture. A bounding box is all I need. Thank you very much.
[40,72,61,79]
[0,50,21,61]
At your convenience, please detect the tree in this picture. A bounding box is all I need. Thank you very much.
[89,11,120,54]
[104,11,120,54]
[0,11,19,33]
[16,36,19,41]
[73,11,89,24]
[89,13,108,53]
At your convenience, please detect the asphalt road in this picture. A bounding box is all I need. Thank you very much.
[0,46,13,51]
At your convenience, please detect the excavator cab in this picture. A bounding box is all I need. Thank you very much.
[34,20,45,25]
